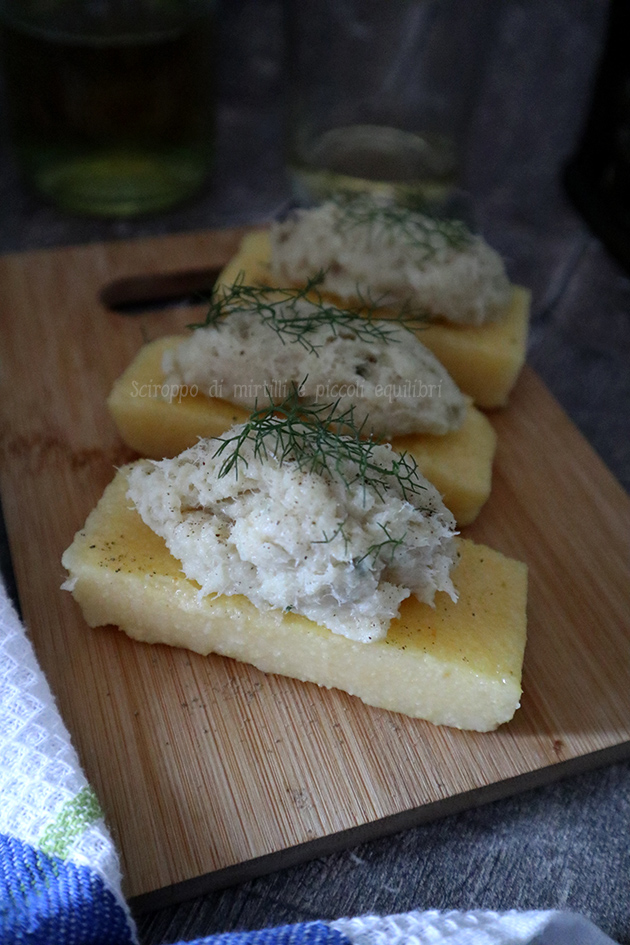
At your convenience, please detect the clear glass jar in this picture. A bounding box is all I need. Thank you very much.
[284,0,495,212]
[0,0,216,217]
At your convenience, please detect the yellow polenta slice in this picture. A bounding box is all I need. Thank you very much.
[218,230,531,409]
[61,468,527,732]
[107,336,496,526]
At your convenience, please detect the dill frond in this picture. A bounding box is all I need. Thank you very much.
[355,522,408,567]
[211,385,430,509]
[186,269,428,347]
[330,192,473,261]
[313,517,351,555]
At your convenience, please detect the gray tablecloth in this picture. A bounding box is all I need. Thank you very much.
[1,2,629,943]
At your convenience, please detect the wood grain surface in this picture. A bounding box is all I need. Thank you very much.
[1,228,629,906]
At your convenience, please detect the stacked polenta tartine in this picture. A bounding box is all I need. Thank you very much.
[63,194,529,732]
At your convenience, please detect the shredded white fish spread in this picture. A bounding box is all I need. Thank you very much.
[269,197,512,326]
[163,302,466,438]
[126,425,458,643]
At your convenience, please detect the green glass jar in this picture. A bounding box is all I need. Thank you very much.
[0,0,216,217]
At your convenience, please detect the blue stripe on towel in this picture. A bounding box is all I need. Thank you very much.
[0,832,134,945]
[172,920,350,945]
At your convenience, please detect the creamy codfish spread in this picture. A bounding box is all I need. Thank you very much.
[126,422,458,643]
[163,299,467,438]
[270,196,512,326]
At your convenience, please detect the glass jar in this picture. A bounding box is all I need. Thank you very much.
[284,0,495,213]
[0,0,216,217]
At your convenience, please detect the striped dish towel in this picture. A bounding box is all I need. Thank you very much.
[0,577,618,945]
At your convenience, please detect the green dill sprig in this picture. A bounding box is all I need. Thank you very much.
[314,517,351,554]
[211,385,429,509]
[330,192,473,261]
[186,270,428,350]
[356,522,408,567]
[314,517,407,568]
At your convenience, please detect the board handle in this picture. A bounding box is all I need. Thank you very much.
[100,268,220,316]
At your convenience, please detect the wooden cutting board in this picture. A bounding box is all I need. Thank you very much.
[1,228,629,910]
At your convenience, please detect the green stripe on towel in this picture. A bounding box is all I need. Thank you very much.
[39,785,103,859]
